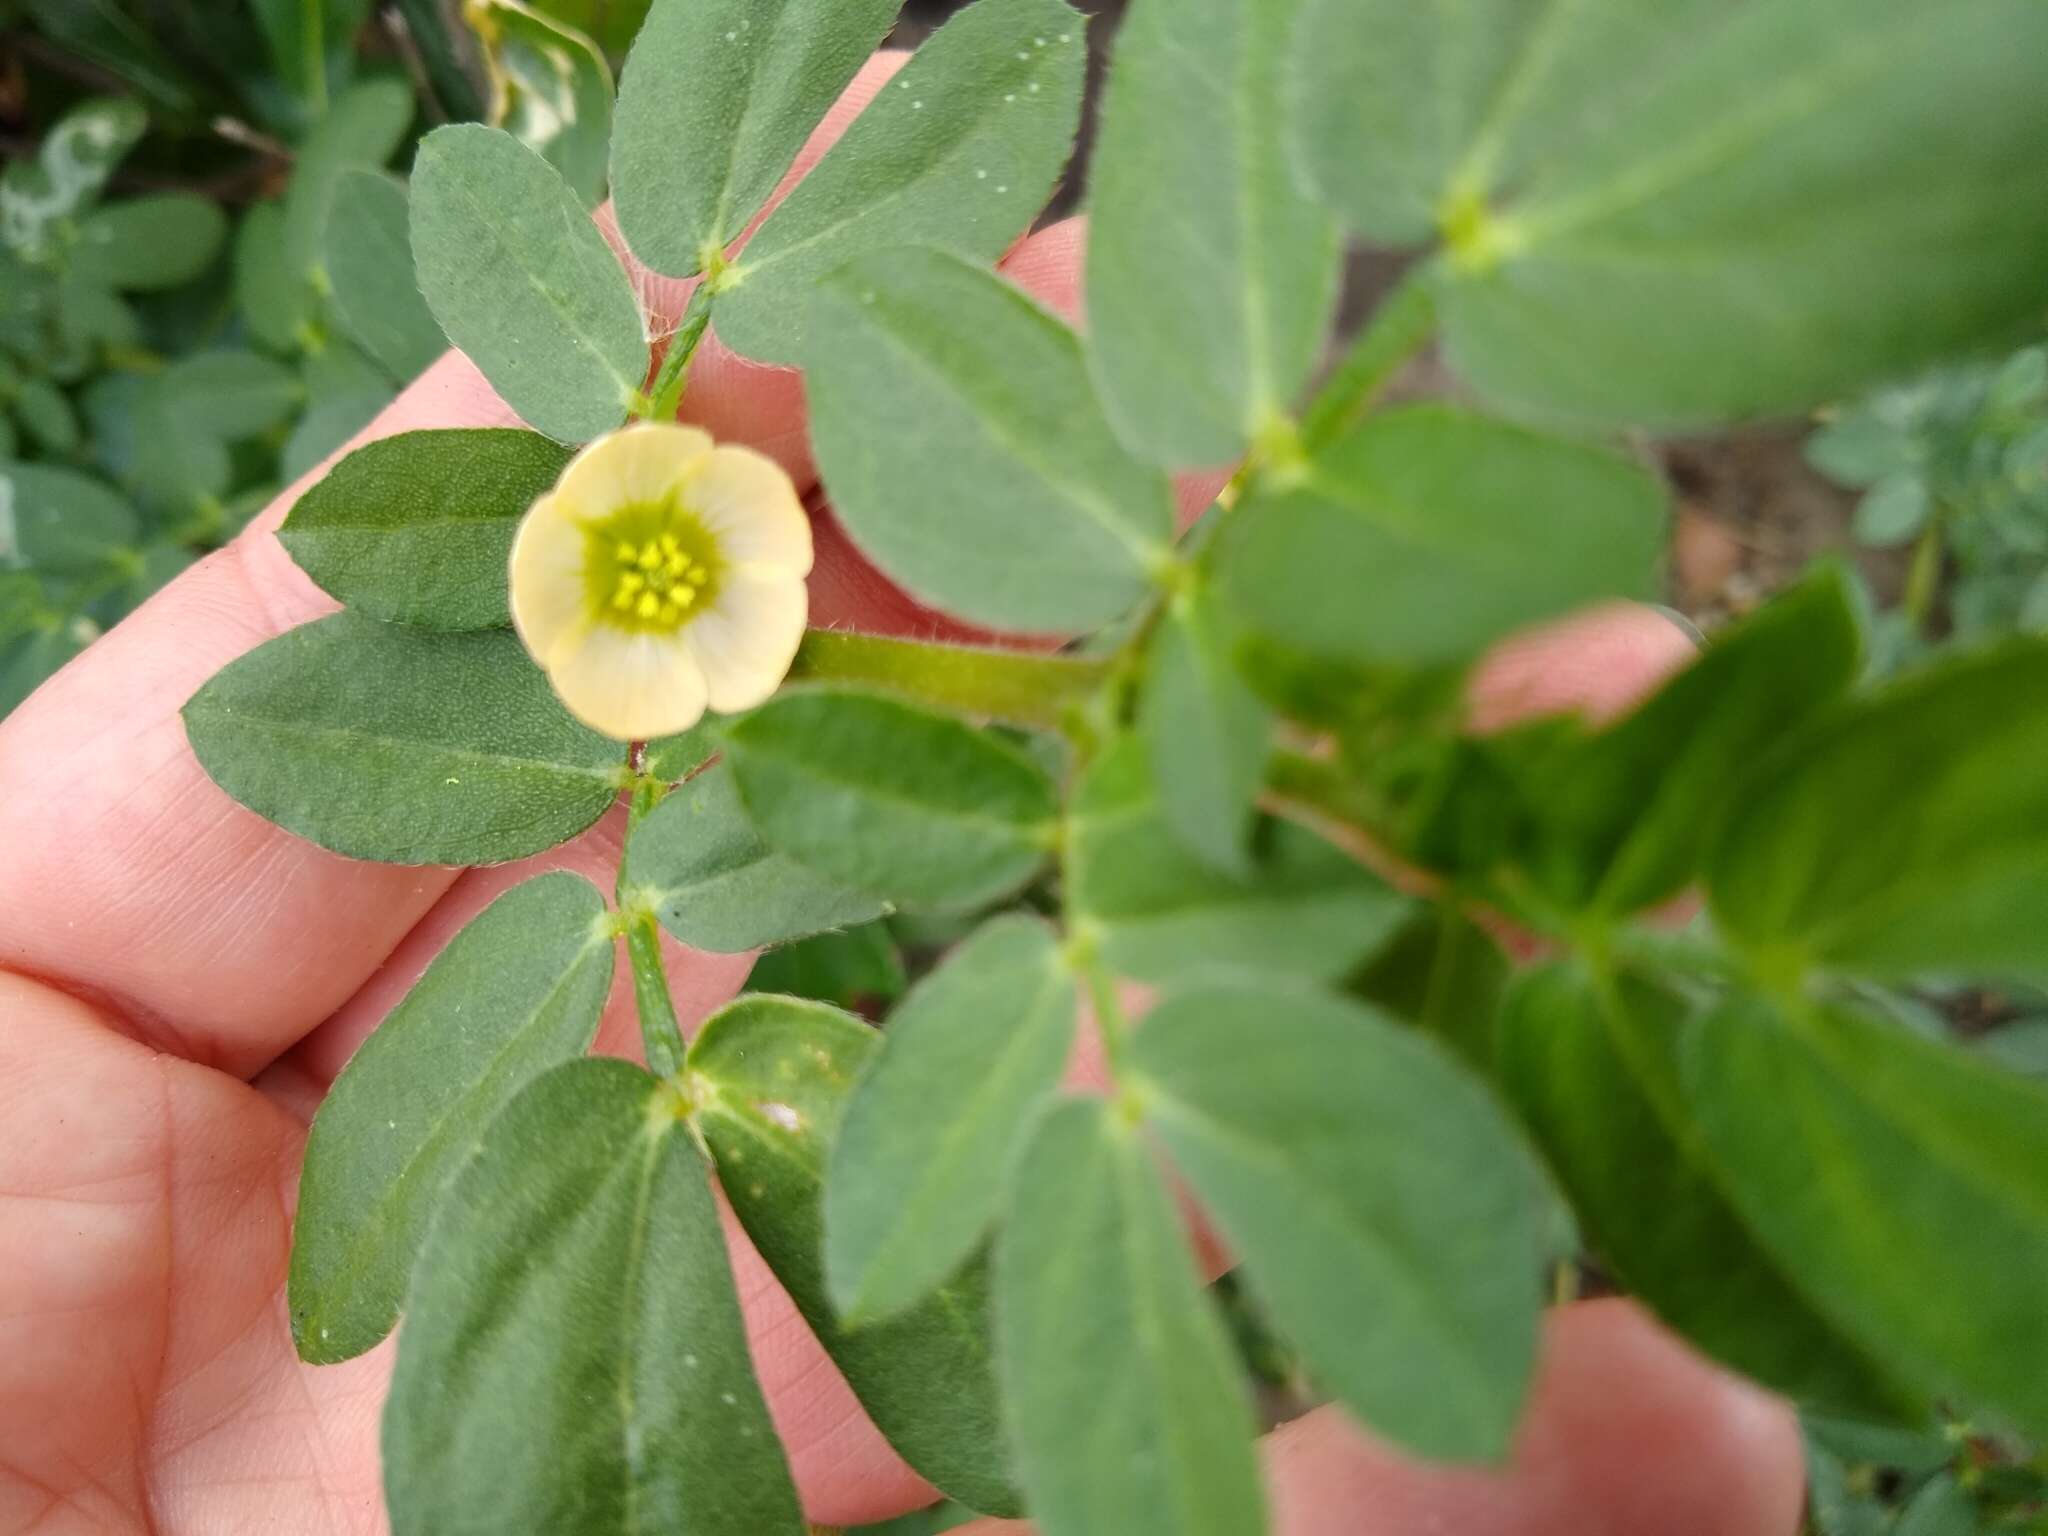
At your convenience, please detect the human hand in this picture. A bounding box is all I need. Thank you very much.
[0,59,1804,1536]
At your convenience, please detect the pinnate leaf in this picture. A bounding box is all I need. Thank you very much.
[71,194,226,291]
[1684,994,2048,1437]
[826,914,1076,1321]
[611,0,898,275]
[1087,0,1338,465]
[1141,586,1270,876]
[289,872,614,1363]
[805,246,1172,632]
[1134,982,1541,1461]
[280,428,572,629]
[183,615,628,865]
[1218,405,1663,665]
[1707,638,2048,982]
[723,685,1058,909]
[1068,736,1406,984]
[689,996,1021,1515]
[326,170,447,383]
[1497,963,1912,1419]
[712,0,1084,365]
[383,1057,806,1536]
[411,123,648,443]
[999,1097,1266,1536]
[626,759,888,953]
[1291,0,2048,424]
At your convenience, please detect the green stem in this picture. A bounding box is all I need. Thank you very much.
[788,629,1112,733]
[300,0,328,116]
[1299,273,1437,453]
[641,286,715,423]
[1903,504,1947,636]
[618,754,684,1078]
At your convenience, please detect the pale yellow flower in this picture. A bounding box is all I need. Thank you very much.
[509,423,812,740]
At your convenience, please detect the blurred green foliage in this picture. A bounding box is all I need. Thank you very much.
[0,0,642,715]
[1809,342,2048,673]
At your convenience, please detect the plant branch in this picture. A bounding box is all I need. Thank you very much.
[788,629,1111,732]
[641,285,715,422]
[617,763,683,1078]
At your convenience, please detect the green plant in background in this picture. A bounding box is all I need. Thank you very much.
[0,0,646,717]
[1809,343,2048,672]
[17,0,2048,1533]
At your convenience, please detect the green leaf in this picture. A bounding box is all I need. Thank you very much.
[689,996,1022,1515]
[1218,405,1664,664]
[611,0,899,276]
[0,621,91,717]
[1350,903,1509,1074]
[712,0,1085,365]
[724,685,1058,909]
[1851,476,1931,548]
[183,614,629,865]
[1894,1476,1974,1536]
[13,377,80,455]
[528,0,653,55]
[745,920,907,1010]
[1142,586,1270,876]
[1068,736,1407,985]
[1496,963,1911,1419]
[626,759,888,952]
[159,349,301,440]
[1707,639,2048,982]
[1134,982,1541,1461]
[384,1056,806,1536]
[1684,993,2048,1438]
[250,0,371,109]
[1805,413,1919,490]
[1291,0,2048,425]
[825,915,1075,1321]
[0,461,138,575]
[476,0,615,207]
[234,201,304,352]
[326,171,447,383]
[411,123,649,443]
[805,247,1171,632]
[0,97,145,260]
[999,1097,1266,1536]
[282,338,399,480]
[280,428,572,629]
[1445,566,1862,920]
[290,872,614,1363]
[1086,0,1338,465]
[69,193,226,291]
[282,77,414,290]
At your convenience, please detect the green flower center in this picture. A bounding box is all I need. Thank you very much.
[581,496,724,636]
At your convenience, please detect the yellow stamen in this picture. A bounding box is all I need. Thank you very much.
[637,591,661,618]
[637,545,662,571]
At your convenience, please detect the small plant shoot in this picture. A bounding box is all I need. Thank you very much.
[4,0,2045,1532]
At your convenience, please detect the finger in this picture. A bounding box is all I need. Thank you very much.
[0,55,988,1078]
[1466,601,1699,733]
[955,1298,1806,1536]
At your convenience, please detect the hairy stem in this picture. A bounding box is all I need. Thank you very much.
[789,629,1112,733]
[618,762,684,1077]
[642,285,715,423]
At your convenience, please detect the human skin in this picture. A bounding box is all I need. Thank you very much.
[0,58,1806,1536]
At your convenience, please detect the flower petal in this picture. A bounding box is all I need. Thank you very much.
[507,492,587,663]
[686,571,809,713]
[681,445,813,575]
[555,421,714,514]
[547,626,709,741]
